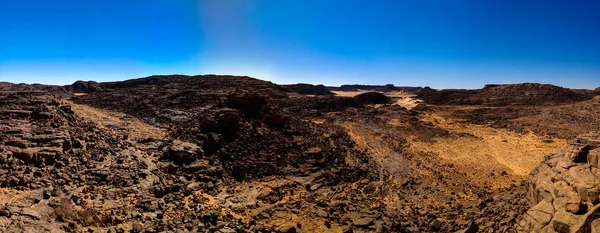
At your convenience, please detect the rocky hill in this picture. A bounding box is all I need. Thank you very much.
[0,76,392,232]
[73,75,369,180]
[282,84,334,95]
[66,75,394,232]
[352,92,391,105]
[70,81,102,93]
[418,83,596,106]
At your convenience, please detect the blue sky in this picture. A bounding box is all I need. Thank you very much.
[0,0,598,89]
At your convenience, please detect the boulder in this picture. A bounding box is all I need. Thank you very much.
[71,80,102,93]
[456,221,478,233]
[164,140,203,165]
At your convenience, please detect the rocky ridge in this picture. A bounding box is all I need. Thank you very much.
[327,84,425,93]
[417,83,597,106]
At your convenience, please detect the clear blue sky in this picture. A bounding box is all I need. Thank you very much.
[0,0,598,89]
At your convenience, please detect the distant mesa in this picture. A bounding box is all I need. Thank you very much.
[283,83,334,95]
[327,84,425,93]
[3,76,597,107]
[65,74,288,94]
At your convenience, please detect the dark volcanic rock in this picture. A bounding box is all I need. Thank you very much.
[163,140,203,165]
[71,81,102,93]
[352,92,391,105]
[74,75,372,181]
[60,75,378,231]
[328,84,425,93]
[4,75,556,232]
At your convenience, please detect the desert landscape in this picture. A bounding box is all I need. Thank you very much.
[2,0,599,232]
[0,76,598,232]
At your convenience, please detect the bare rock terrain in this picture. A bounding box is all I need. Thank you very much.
[517,133,600,232]
[0,75,598,232]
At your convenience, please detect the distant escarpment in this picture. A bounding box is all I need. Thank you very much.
[282,83,334,95]
[418,83,597,106]
[328,84,426,93]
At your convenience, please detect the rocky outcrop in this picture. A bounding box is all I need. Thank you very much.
[0,90,71,169]
[517,133,600,232]
[70,81,102,93]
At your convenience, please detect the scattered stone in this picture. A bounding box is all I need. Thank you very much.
[456,221,478,233]
[352,216,375,227]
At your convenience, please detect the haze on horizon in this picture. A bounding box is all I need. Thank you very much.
[0,0,598,89]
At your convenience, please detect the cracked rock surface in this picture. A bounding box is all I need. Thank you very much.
[517,133,600,232]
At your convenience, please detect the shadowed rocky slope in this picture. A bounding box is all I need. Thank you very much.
[0,76,389,232]
[1,75,597,232]
[68,75,396,232]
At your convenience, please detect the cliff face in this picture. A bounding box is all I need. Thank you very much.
[518,133,600,232]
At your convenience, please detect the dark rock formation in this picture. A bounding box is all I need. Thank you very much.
[328,84,425,93]
[353,92,391,105]
[70,81,102,93]
[283,83,334,95]
[418,83,596,106]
